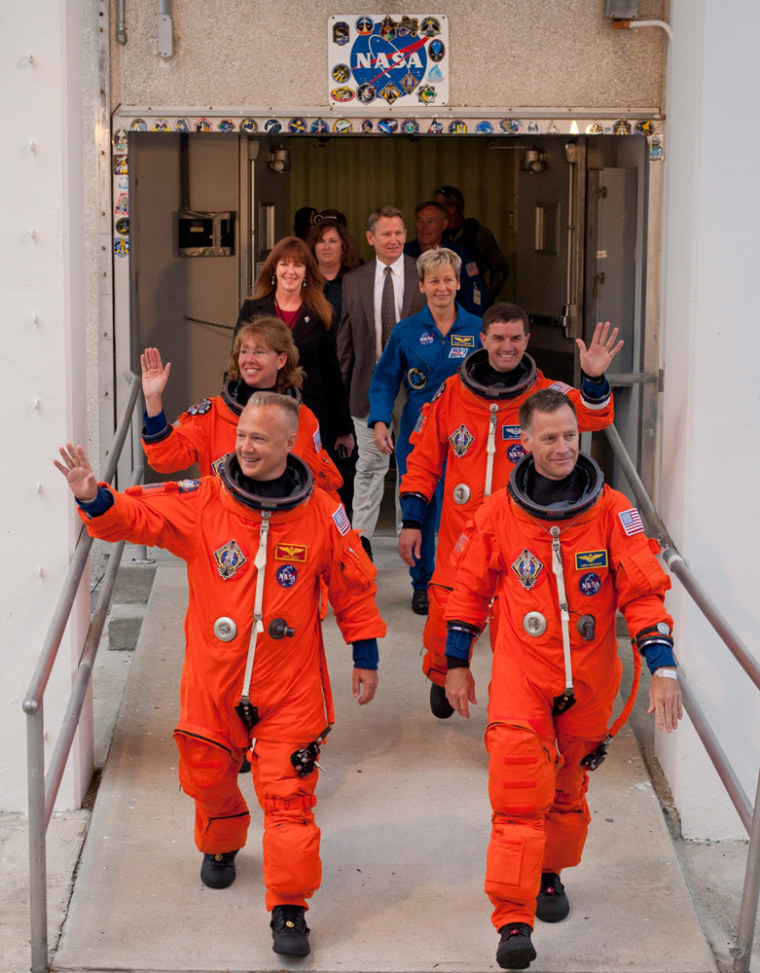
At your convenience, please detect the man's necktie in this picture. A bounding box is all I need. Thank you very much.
[381,265,397,346]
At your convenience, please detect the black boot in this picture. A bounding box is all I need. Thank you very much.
[496,922,536,970]
[535,871,569,922]
[429,682,454,719]
[200,850,238,889]
[270,904,311,956]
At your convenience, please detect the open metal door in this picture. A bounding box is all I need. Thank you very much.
[514,137,586,387]
[239,136,290,304]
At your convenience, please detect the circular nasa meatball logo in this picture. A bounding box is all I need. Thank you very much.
[350,22,427,104]
[276,564,298,588]
[579,572,602,596]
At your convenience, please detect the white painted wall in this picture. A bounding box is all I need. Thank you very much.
[658,0,760,838]
[0,3,93,812]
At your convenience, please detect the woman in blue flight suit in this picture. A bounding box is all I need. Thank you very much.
[367,247,482,602]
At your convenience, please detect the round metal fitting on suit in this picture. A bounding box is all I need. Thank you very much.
[453,483,471,504]
[523,611,547,636]
[213,616,237,642]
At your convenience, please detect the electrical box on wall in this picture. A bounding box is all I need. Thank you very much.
[177,210,236,256]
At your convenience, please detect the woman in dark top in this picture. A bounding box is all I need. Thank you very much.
[307,218,361,341]
[235,236,355,463]
[305,219,362,513]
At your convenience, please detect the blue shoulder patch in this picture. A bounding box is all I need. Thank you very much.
[177,479,201,493]
[186,398,213,416]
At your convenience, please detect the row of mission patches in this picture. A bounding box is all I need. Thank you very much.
[113,117,661,138]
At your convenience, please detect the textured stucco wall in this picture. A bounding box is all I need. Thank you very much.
[110,0,666,110]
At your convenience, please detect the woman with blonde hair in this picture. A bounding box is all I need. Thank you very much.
[234,236,355,468]
[141,316,342,498]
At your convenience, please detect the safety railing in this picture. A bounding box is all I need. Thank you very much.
[23,371,143,973]
[604,422,760,973]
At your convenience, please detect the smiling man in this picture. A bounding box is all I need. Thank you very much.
[399,302,622,717]
[55,392,384,959]
[367,248,482,611]
[443,388,682,970]
[337,205,426,560]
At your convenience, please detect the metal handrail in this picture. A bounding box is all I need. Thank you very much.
[604,422,760,973]
[23,371,142,973]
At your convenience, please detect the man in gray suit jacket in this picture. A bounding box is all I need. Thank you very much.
[337,205,426,577]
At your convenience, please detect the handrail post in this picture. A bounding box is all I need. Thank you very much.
[27,704,49,973]
[732,768,760,973]
[24,370,142,973]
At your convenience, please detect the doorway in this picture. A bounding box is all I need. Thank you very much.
[127,132,650,484]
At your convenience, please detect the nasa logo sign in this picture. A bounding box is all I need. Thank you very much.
[328,14,449,108]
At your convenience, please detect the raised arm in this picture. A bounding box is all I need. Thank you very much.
[54,443,98,501]
[575,321,624,378]
[140,347,172,418]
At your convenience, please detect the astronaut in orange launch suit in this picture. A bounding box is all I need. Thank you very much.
[398,303,621,716]
[442,389,682,970]
[140,316,342,500]
[55,392,384,959]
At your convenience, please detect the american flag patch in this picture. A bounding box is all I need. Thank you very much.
[332,504,351,536]
[466,261,479,277]
[313,427,322,453]
[549,381,573,394]
[618,508,644,536]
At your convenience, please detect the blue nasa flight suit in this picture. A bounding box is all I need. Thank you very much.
[404,240,487,317]
[367,303,482,590]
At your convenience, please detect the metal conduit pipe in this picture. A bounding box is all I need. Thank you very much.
[116,0,126,44]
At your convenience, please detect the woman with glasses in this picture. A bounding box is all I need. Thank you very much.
[140,316,343,499]
[234,236,355,469]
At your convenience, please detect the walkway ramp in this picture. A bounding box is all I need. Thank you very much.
[55,539,716,973]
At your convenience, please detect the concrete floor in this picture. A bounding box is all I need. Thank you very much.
[4,536,758,973]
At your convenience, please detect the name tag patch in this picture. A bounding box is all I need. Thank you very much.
[575,550,608,570]
[274,543,307,563]
[502,425,521,440]
[450,334,475,346]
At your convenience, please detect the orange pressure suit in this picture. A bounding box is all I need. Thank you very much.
[78,454,385,911]
[399,350,614,685]
[142,380,343,501]
[444,454,672,930]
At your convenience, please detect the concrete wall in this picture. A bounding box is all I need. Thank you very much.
[658,0,760,838]
[110,0,666,111]
[1,3,95,812]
